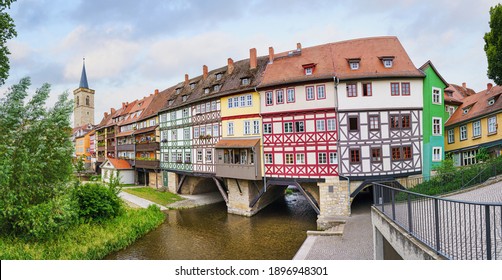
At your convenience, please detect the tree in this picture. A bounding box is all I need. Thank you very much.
[74,155,86,181]
[484,4,502,85]
[0,77,77,239]
[0,0,17,85]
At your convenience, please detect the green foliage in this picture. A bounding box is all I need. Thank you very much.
[476,147,490,162]
[122,187,183,206]
[89,174,101,182]
[0,78,74,239]
[484,4,502,85]
[73,182,123,223]
[0,1,17,85]
[74,155,86,181]
[0,206,165,260]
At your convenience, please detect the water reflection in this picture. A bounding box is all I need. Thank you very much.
[105,192,317,260]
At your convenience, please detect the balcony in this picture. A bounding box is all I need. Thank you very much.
[116,144,135,151]
[97,156,105,162]
[97,135,105,141]
[97,146,105,152]
[215,164,261,180]
[136,142,160,152]
[106,133,115,139]
[135,159,160,169]
[106,145,115,151]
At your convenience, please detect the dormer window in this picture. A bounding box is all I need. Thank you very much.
[379,56,395,68]
[182,95,188,102]
[347,59,360,70]
[302,63,316,75]
[463,107,470,115]
[216,73,223,81]
[204,87,210,94]
[190,82,196,90]
[213,84,220,91]
[175,88,182,94]
[168,99,175,106]
[488,98,496,106]
[241,77,250,85]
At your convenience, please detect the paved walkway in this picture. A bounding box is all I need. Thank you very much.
[119,190,224,211]
[118,191,168,210]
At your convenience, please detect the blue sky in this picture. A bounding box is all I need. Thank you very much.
[1,0,499,124]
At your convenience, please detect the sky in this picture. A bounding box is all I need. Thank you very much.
[0,0,500,125]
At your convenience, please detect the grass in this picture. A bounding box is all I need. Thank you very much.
[123,187,184,206]
[0,205,165,260]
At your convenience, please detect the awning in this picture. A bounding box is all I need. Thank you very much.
[134,125,158,135]
[215,138,260,148]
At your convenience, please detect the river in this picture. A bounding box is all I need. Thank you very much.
[105,191,318,260]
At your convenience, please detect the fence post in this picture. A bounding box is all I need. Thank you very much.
[434,198,441,253]
[391,188,395,220]
[407,193,413,232]
[485,205,492,260]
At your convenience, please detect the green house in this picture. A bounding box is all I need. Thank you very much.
[419,61,449,180]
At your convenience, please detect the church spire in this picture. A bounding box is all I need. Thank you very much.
[79,58,89,89]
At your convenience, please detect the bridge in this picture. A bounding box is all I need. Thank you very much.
[372,179,502,260]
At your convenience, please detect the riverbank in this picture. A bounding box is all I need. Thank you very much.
[0,205,165,260]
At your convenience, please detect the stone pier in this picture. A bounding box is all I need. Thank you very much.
[317,176,350,230]
[226,179,285,216]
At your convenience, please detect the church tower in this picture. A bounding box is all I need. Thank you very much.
[73,59,95,127]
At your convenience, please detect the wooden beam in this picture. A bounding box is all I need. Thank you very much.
[212,177,228,204]
[292,182,320,215]
[176,174,186,194]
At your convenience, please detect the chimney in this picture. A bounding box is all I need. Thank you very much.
[296,42,302,51]
[462,82,466,88]
[250,48,257,69]
[268,47,274,64]
[122,102,126,109]
[104,112,108,118]
[110,108,116,114]
[487,83,493,91]
[203,65,208,79]
[228,58,234,74]
[184,74,189,84]
[154,89,159,95]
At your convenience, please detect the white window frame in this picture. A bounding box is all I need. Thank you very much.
[265,91,273,105]
[432,117,442,136]
[253,120,260,134]
[472,120,481,138]
[263,123,272,134]
[316,119,326,132]
[284,122,293,133]
[227,122,234,136]
[488,116,497,134]
[329,152,337,164]
[327,119,336,131]
[460,125,467,141]
[265,153,273,164]
[432,147,442,162]
[318,153,327,164]
[447,129,454,144]
[285,154,294,164]
[244,121,251,135]
[432,87,442,105]
[296,153,305,164]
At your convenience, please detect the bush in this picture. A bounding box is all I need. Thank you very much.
[73,183,123,223]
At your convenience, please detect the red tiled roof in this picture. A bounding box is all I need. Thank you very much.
[445,85,502,127]
[260,36,424,87]
[106,158,132,169]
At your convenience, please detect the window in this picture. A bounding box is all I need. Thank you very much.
[448,129,454,144]
[171,130,177,141]
[296,153,305,164]
[177,152,182,163]
[200,126,206,136]
[253,120,260,134]
[295,121,304,133]
[391,83,400,96]
[276,89,284,104]
[305,67,313,75]
[392,114,410,129]
[206,150,212,163]
[391,147,401,160]
[265,153,273,164]
[285,154,294,164]
[317,85,326,99]
[460,125,467,140]
[182,95,188,102]
[240,96,246,107]
[463,107,470,115]
[227,122,234,136]
[216,73,222,80]
[433,147,442,162]
[349,61,359,70]
[190,83,196,90]
[403,146,412,159]
[306,86,315,100]
[318,153,327,164]
[246,95,252,106]
[362,83,372,96]
[244,121,251,135]
[194,127,199,138]
[329,152,337,164]
[488,116,497,134]
[432,87,441,104]
[182,108,189,118]
[170,111,176,121]
[401,83,411,96]
[347,84,357,97]
[349,116,359,131]
[327,119,336,131]
[287,88,295,103]
[197,150,203,162]
[266,91,273,105]
[176,88,181,94]
[204,88,210,94]
[316,120,325,131]
[433,117,442,136]
[233,98,238,108]
[488,98,495,106]
[284,122,293,133]
[402,115,411,129]
[369,115,379,130]
[263,123,272,134]
[371,148,382,162]
[383,59,393,68]
[241,78,250,85]
[212,101,217,111]
[463,150,478,166]
[213,125,219,137]
[85,96,90,106]
[185,152,191,164]
[350,149,361,163]
[473,121,481,138]
[184,128,190,140]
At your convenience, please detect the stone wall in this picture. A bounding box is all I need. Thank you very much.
[317,176,350,230]
[227,179,285,216]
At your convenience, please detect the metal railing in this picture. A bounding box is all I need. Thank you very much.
[373,182,502,260]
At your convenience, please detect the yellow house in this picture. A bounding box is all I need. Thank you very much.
[445,84,502,166]
[75,132,91,164]
[215,90,263,180]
